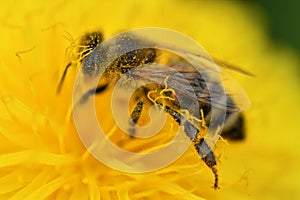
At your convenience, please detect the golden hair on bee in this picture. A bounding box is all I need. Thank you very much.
[56,31,104,94]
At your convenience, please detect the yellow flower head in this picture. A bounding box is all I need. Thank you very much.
[0,0,299,199]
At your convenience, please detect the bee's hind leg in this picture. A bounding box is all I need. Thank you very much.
[195,139,219,189]
[164,105,220,189]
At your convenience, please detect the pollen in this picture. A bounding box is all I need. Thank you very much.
[0,0,299,199]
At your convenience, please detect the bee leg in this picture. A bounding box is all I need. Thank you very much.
[128,100,144,138]
[78,84,109,104]
[56,62,72,94]
[195,139,219,189]
[163,105,219,189]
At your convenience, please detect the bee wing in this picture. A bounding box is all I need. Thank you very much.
[127,63,250,112]
[152,40,252,111]
[136,31,254,77]
[212,58,254,77]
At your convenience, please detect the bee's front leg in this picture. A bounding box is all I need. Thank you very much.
[56,62,72,94]
[128,100,144,137]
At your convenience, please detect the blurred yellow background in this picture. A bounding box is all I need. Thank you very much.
[0,0,299,199]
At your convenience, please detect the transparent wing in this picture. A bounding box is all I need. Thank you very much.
[126,60,250,112]
[133,30,254,77]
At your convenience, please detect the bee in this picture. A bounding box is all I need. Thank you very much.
[57,30,249,189]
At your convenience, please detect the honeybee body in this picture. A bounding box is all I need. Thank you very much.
[58,31,247,189]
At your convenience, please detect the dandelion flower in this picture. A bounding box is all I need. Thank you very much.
[0,0,299,199]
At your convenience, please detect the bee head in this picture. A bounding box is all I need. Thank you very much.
[79,31,104,57]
